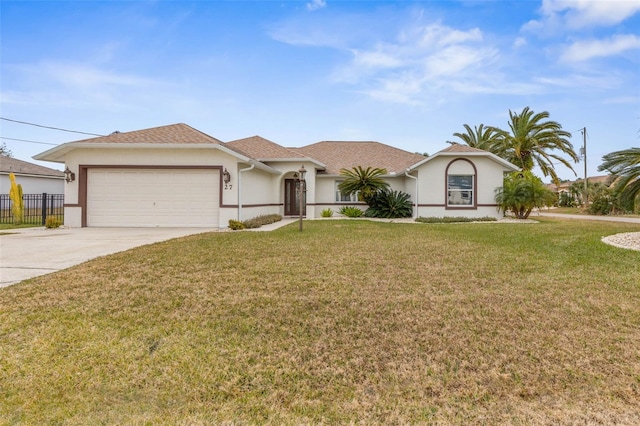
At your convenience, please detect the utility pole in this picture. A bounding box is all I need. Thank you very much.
[582,127,588,205]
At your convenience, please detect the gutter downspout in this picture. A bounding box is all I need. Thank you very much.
[405,169,418,219]
[237,164,255,221]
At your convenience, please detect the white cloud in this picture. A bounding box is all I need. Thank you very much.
[306,0,326,12]
[513,37,527,48]
[542,0,640,28]
[562,34,640,62]
[525,0,640,32]
[40,62,157,88]
[331,23,505,104]
[1,61,163,110]
[603,96,638,105]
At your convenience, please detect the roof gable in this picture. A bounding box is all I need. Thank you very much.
[225,136,306,160]
[293,141,426,174]
[409,143,520,171]
[0,155,64,177]
[66,123,224,145]
[439,143,487,153]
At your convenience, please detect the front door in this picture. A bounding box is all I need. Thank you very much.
[284,179,306,216]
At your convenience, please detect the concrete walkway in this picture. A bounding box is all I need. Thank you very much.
[537,212,640,224]
[0,227,213,288]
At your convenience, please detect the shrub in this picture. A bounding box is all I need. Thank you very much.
[242,214,282,229]
[45,216,62,229]
[9,173,24,225]
[228,219,245,230]
[365,189,413,218]
[338,206,363,218]
[321,208,334,218]
[416,216,497,223]
[495,171,555,219]
[558,192,576,208]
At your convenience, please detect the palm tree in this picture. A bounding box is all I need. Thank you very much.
[452,124,504,154]
[495,171,556,219]
[493,107,579,184]
[598,147,640,211]
[338,166,389,204]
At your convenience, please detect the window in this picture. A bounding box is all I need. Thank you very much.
[447,175,473,206]
[335,181,358,203]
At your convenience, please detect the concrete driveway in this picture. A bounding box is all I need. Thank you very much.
[0,227,213,288]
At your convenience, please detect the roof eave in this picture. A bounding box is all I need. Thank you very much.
[259,157,327,169]
[33,142,281,174]
[407,151,520,172]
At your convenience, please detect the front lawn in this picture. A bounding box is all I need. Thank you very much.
[1,218,639,424]
[548,207,640,218]
[0,223,40,231]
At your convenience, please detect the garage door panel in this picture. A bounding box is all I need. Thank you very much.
[87,169,219,227]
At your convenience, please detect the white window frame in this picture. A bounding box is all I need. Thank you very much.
[335,180,359,203]
[447,175,474,206]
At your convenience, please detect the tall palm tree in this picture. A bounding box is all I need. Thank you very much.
[493,107,579,184]
[338,166,389,204]
[598,147,640,210]
[452,124,504,154]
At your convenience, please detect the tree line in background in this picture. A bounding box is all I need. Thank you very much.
[453,107,640,216]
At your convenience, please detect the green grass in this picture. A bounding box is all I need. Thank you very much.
[0,223,40,231]
[1,218,639,424]
[550,207,640,217]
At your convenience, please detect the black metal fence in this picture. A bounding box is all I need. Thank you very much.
[0,193,64,225]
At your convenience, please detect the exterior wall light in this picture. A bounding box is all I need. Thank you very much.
[64,166,75,183]
[223,168,231,184]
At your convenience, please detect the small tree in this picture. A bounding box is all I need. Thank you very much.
[338,166,390,205]
[495,171,555,219]
[8,173,24,224]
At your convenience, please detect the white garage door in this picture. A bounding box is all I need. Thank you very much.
[87,169,219,227]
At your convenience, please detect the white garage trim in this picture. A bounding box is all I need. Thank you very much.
[85,167,220,227]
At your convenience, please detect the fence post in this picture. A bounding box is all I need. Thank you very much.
[41,193,47,225]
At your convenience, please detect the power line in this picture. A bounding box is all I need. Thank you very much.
[0,136,58,146]
[0,117,104,137]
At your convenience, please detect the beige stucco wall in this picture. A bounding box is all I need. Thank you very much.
[0,174,64,195]
[62,147,243,227]
[413,155,511,219]
[312,175,416,218]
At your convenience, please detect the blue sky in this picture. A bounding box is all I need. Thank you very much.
[1,0,639,182]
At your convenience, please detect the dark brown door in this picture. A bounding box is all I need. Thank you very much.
[284,179,306,216]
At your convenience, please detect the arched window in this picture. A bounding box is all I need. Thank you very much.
[445,159,477,209]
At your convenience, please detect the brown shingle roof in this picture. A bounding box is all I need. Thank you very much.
[67,123,224,145]
[0,155,64,177]
[439,143,486,153]
[225,136,306,160]
[293,141,426,174]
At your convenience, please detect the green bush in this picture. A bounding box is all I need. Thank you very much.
[228,219,246,230]
[45,216,62,228]
[558,192,576,208]
[321,208,334,218]
[338,206,363,218]
[364,189,413,218]
[495,171,555,219]
[243,214,282,229]
[415,216,497,224]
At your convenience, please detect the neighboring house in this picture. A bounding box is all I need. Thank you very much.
[33,123,519,228]
[0,155,64,194]
[547,175,611,194]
